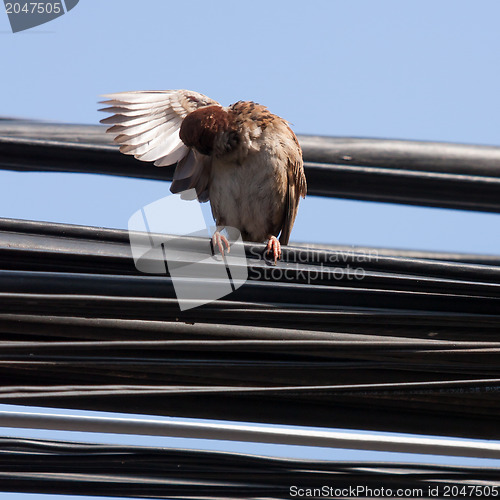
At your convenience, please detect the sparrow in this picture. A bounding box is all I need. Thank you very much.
[99,90,307,263]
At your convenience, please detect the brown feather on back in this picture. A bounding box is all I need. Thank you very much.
[279,126,307,245]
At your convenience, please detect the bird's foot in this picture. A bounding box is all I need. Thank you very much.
[266,236,282,265]
[211,230,231,256]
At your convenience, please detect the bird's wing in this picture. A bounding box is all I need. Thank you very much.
[279,130,307,245]
[100,89,219,199]
[170,148,212,202]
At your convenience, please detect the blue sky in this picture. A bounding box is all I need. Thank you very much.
[0,2,500,497]
[1,0,500,254]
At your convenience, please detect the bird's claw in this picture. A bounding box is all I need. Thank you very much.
[212,231,230,256]
[266,236,282,265]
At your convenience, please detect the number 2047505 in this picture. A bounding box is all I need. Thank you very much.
[5,2,62,14]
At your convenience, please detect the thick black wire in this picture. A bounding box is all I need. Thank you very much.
[0,437,497,499]
[2,123,500,211]
[1,124,500,493]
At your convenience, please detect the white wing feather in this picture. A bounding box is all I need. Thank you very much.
[99,89,219,167]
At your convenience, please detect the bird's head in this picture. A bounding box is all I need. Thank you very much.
[180,105,239,157]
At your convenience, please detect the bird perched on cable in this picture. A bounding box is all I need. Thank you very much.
[99,90,307,263]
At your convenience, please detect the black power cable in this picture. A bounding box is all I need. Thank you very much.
[0,121,500,496]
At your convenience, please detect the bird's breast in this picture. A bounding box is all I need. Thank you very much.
[209,149,287,242]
